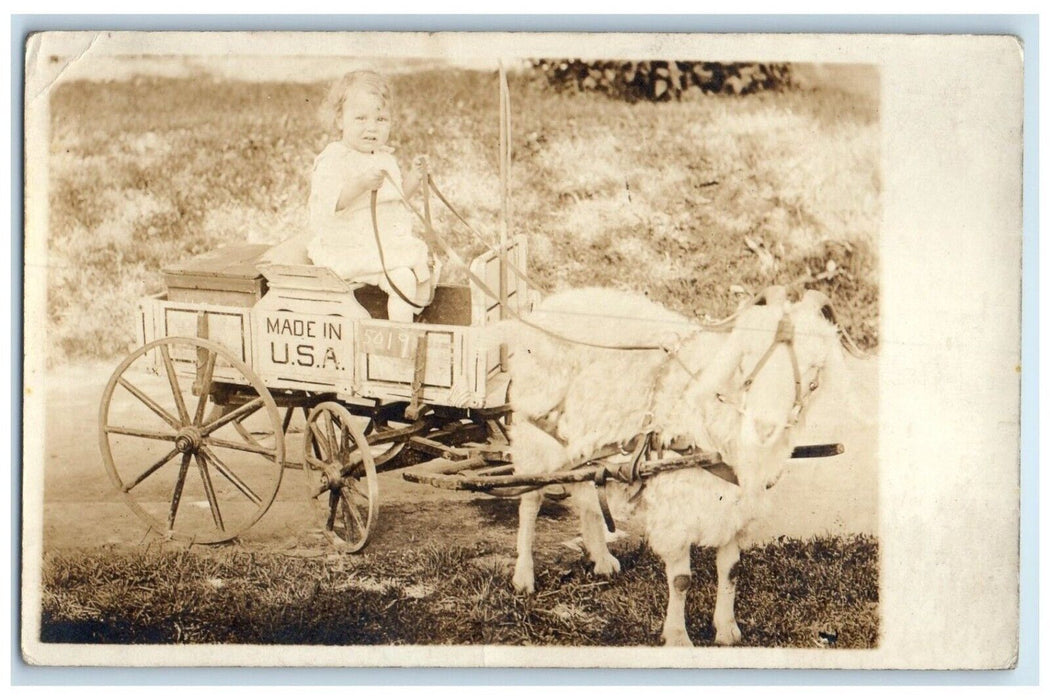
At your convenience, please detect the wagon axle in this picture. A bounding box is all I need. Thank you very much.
[309,461,363,499]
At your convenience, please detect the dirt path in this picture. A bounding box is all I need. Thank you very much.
[34,355,877,555]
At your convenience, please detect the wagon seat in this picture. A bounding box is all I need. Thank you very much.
[253,231,473,325]
[252,230,535,327]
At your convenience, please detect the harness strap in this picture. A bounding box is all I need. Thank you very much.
[720,312,818,429]
[381,172,739,363]
[593,430,653,532]
[742,314,803,415]
[427,175,543,296]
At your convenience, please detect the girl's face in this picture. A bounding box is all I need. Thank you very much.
[341,88,391,154]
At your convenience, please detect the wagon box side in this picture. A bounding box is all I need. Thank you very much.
[139,292,255,387]
[355,320,485,408]
[469,235,534,381]
[251,264,366,395]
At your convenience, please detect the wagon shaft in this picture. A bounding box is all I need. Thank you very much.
[402,442,845,494]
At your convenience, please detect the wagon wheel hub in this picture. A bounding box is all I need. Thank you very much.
[174,426,203,454]
[313,462,345,496]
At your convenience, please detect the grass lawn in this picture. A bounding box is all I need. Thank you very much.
[41,535,878,647]
[47,67,879,365]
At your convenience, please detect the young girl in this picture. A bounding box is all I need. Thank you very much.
[307,70,435,322]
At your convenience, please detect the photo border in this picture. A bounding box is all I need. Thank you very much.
[10,13,1039,686]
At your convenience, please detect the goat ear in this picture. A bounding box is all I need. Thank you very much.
[799,289,837,325]
[755,285,787,307]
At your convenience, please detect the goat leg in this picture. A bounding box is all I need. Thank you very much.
[512,490,543,593]
[713,538,743,645]
[569,484,621,576]
[658,545,694,646]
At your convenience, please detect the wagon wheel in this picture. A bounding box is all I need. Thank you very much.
[360,407,408,469]
[98,337,285,544]
[216,404,298,459]
[302,402,378,552]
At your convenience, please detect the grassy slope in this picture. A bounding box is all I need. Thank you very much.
[41,535,877,647]
[47,69,879,365]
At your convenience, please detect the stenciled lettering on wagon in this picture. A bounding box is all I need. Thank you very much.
[264,313,344,370]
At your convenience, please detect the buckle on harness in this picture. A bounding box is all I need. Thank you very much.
[774,315,795,344]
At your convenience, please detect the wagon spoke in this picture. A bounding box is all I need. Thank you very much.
[342,452,365,477]
[346,479,370,502]
[343,429,364,466]
[304,453,328,471]
[326,490,339,530]
[117,377,182,429]
[160,345,191,424]
[167,452,193,528]
[105,425,177,442]
[309,421,331,461]
[194,453,225,531]
[201,447,261,505]
[204,436,276,458]
[124,446,181,492]
[342,488,366,534]
[192,350,217,426]
[200,398,265,437]
[324,412,339,462]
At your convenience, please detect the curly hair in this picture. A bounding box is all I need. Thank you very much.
[319,70,393,135]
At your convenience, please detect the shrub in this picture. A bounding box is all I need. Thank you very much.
[531,60,793,101]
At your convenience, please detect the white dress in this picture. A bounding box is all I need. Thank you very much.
[306,142,430,285]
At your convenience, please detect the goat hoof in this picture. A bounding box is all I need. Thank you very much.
[715,623,742,646]
[661,630,694,647]
[512,569,535,594]
[592,554,621,577]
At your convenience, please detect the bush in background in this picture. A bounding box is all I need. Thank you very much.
[531,60,793,101]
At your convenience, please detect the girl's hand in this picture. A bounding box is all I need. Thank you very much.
[360,168,385,191]
[411,155,428,177]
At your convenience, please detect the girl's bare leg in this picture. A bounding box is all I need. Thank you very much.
[385,268,419,322]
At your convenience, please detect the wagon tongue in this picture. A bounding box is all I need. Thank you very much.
[790,443,845,459]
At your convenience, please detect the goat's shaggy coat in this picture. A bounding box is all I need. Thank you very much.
[494,287,848,646]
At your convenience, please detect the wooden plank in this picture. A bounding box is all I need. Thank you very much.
[258,264,353,293]
[167,286,261,307]
[162,243,270,279]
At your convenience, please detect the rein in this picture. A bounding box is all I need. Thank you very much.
[370,190,427,312]
[374,171,724,369]
[380,171,758,347]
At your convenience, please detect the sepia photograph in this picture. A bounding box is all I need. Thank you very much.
[20,31,1020,669]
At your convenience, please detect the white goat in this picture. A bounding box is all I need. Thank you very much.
[497,286,848,646]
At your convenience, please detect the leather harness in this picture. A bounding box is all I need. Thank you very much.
[523,308,823,532]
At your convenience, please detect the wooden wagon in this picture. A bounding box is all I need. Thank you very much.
[99,236,534,551]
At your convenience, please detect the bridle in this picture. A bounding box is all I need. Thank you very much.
[716,310,823,430]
